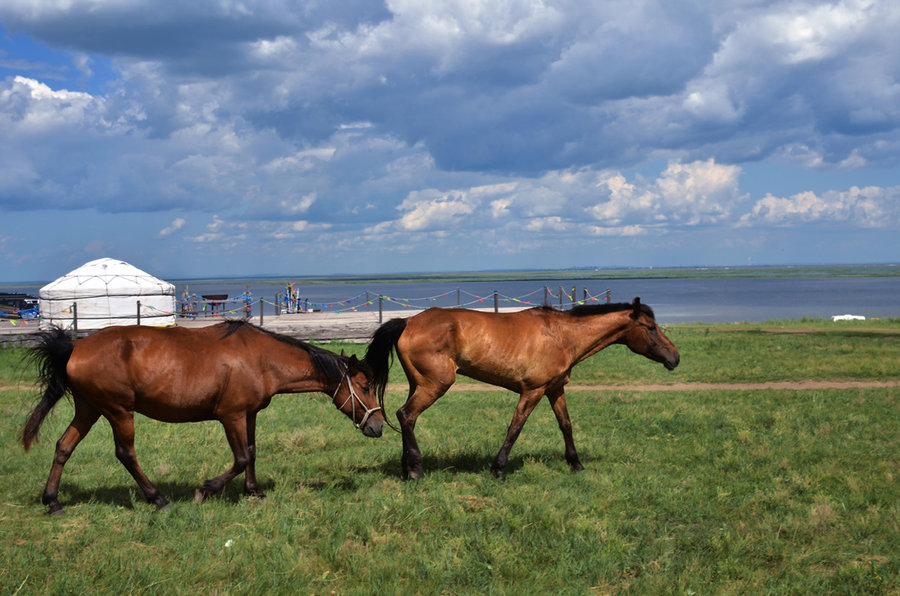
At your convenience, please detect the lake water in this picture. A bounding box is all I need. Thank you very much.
[171,276,899,323]
[7,275,898,324]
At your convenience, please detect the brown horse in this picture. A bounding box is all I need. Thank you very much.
[22,321,384,515]
[364,297,679,479]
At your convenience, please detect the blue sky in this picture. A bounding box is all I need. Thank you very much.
[1,0,898,283]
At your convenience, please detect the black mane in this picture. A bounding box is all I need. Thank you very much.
[557,302,656,319]
[219,320,359,383]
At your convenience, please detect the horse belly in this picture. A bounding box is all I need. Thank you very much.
[133,392,220,423]
[454,340,546,389]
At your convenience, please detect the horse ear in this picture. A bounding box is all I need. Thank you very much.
[630,296,641,320]
[347,354,359,370]
[341,349,347,357]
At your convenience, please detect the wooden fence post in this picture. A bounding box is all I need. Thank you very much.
[137,300,142,325]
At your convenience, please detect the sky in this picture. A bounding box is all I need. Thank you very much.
[1,0,898,283]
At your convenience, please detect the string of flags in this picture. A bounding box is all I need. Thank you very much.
[1,285,611,325]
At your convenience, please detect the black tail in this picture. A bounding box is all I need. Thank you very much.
[363,318,408,411]
[22,327,74,450]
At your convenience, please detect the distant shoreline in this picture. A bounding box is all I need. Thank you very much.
[2,263,898,290]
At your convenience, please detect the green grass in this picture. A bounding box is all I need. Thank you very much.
[1,327,898,594]
[573,320,900,385]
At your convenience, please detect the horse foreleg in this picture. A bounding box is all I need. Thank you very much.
[109,413,170,511]
[396,384,445,480]
[41,400,100,515]
[243,411,265,499]
[492,389,544,479]
[195,415,250,503]
[547,388,584,472]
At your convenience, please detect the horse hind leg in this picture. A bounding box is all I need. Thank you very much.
[108,413,170,511]
[41,399,100,515]
[242,411,265,499]
[195,415,251,503]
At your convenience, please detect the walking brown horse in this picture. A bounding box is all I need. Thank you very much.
[22,321,384,515]
[364,297,679,479]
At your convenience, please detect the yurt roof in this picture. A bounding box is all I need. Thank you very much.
[40,258,175,300]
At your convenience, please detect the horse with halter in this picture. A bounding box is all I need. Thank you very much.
[364,297,679,479]
[22,321,384,515]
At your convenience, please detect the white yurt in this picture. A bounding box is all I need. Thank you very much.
[40,258,176,330]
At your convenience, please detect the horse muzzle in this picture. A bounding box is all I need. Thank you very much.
[663,353,680,370]
[361,416,383,438]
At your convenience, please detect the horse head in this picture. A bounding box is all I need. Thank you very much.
[333,353,384,437]
[621,297,680,370]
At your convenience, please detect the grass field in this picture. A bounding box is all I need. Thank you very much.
[1,320,898,594]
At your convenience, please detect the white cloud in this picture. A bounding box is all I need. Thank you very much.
[73,54,93,78]
[590,159,744,226]
[187,215,246,243]
[280,193,316,215]
[682,80,742,123]
[491,198,511,218]
[763,0,869,65]
[269,220,331,239]
[3,76,99,132]
[524,216,567,232]
[739,185,898,228]
[157,217,185,237]
[589,225,648,237]
[397,188,476,231]
[250,35,297,60]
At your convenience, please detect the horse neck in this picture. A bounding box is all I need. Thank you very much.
[263,341,337,396]
[556,310,633,364]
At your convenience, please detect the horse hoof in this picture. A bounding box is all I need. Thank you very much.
[490,466,506,480]
[245,489,266,500]
[194,489,209,504]
[47,505,65,516]
[403,468,424,481]
[157,501,171,512]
